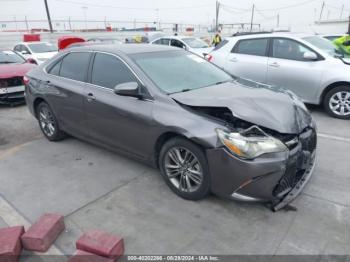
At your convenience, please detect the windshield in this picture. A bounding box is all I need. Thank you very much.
[28,43,57,53]
[303,36,344,57]
[0,50,26,64]
[132,51,232,94]
[182,38,209,48]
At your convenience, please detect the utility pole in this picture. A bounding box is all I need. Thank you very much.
[215,0,220,31]
[319,1,325,22]
[250,4,255,32]
[340,5,344,19]
[348,16,350,34]
[277,13,280,28]
[44,0,53,33]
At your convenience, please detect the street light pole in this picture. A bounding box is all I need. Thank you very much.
[44,0,53,33]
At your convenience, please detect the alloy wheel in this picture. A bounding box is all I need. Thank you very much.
[164,147,203,193]
[39,106,56,137]
[329,91,350,116]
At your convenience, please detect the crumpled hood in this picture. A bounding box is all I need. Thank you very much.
[0,63,36,78]
[170,80,312,134]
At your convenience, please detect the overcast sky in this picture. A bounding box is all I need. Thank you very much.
[0,0,349,30]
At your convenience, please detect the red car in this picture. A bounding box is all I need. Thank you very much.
[0,50,36,105]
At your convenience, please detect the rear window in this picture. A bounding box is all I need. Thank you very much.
[232,38,268,56]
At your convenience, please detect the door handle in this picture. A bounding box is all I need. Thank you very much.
[86,93,96,102]
[269,62,280,68]
[229,57,238,62]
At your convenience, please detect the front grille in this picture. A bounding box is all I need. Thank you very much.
[273,127,317,198]
[0,77,23,88]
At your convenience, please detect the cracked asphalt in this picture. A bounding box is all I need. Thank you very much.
[0,104,349,257]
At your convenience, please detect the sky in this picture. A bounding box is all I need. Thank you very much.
[0,0,349,31]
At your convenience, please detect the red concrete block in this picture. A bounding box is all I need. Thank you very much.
[76,230,124,260]
[68,250,115,262]
[0,226,25,262]
[21,213,65,252]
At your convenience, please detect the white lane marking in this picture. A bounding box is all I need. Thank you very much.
[317,133,350,143]
[0,195,64,256]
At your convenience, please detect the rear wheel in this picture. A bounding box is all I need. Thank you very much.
[324,86,350,119]
[37,102,66,141]
[159,137,210,200]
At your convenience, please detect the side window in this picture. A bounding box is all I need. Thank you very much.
[160,38,170,45]
[272,38,314,61]
[91,53,137,89]
[232,38,268,56]
[60,52,91,82]
[48,60,62,76]
[153,39,162,45]
[23,46,31,54]
[171,39,185,49]
[14,45,21,52]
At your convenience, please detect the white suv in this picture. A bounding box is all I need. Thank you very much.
[207,33,350,119]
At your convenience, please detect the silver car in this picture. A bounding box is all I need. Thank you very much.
[208,33,350,119]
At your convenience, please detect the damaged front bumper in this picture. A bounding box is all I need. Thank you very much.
[0,86,25,105]
[206,127,317,211]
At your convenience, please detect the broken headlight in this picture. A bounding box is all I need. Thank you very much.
[216,126,288,160]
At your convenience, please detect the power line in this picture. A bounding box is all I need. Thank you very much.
[222,0,320,13]
[258,0,320,11]
[56,0,211,11]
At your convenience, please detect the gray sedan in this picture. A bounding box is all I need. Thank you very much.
[25,44,317,211]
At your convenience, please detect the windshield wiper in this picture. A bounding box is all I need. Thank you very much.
[0,61,15,64]
[170,88,192,94]
[215,80,233,85]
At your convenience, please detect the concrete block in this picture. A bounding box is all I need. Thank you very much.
[0,226,25,262]
[21,213,65,252]
[76,230,124,260]
[68,250,115,262]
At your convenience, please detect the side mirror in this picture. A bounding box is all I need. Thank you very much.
[303,51,318,61]
[113,82,143,99]
[27,58,37,64]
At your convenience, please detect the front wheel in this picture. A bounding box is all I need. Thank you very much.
[37,102,66,141]
[323,86,350,119]
[159,137,210,200]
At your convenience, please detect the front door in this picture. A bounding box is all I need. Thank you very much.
[84,52,154,159]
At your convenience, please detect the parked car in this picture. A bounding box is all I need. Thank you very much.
[87,37,122,44]
[25,44,317,211]
[13,41,58,64]
[207,33,350,119]
[150,35,213,57]
[0,50,36,104]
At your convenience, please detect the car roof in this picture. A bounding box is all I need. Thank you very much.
[15,41,51,46]
[227,32,316,40]
[154,35,198,41]
[69,43,180,54]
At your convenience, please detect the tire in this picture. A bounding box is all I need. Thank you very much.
[323,85,350,119]
[36,102,66,141]
[159,137,210,200]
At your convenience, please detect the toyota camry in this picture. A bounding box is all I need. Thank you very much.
[25,44,317,211]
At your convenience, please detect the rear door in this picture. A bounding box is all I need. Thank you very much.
[84,52,154,159]
[266,38,324,103]
[225,38,269,83]
[45,52,91,137]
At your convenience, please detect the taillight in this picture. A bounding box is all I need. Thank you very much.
[23,75,30,85]
[205,54,213,62]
